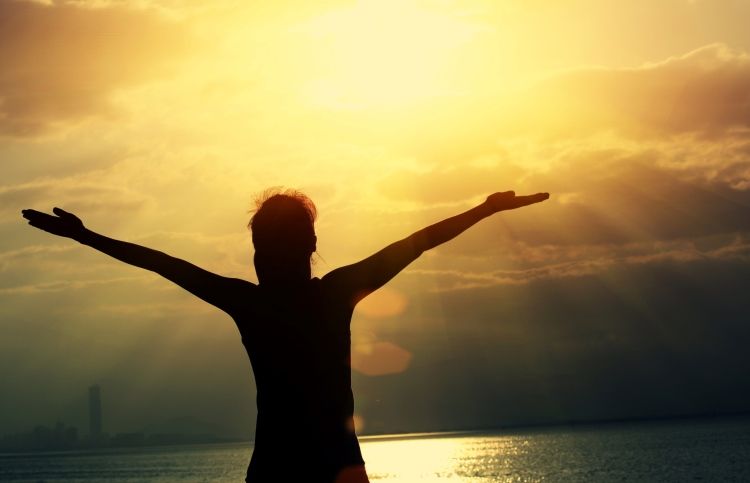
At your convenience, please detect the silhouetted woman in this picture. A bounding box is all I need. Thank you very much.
[22,189,548,482]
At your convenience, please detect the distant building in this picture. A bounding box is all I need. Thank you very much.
[89,384,103,439]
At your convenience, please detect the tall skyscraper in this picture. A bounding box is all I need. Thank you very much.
[89,384,102,438]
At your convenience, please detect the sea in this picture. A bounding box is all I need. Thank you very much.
[1,416,749,482]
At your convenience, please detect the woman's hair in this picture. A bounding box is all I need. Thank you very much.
[248,188,317,256]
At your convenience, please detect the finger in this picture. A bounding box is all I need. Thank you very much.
[24,211,58,223]
[500,190,515,198]
[54,207,82,223]
[21,209,44,219]
[524,192,549,202]
[513,193,550,206]
[53,207,72,218]
[27,221,54,234]
[23,209,48,219]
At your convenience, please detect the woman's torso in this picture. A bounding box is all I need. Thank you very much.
[232,277,364,480]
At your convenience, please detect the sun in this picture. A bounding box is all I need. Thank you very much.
[298,0,483,109]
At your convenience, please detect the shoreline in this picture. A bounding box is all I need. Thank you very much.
[3,410,748,457]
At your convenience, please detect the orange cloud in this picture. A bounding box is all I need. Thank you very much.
[515,43,750,139]
[0,0,192,136]
[0,178,151,221]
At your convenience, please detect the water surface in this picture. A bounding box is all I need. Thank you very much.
[2,416,749,482]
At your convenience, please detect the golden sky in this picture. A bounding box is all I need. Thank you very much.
[2,0,750,437]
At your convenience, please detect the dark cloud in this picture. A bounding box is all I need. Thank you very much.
[402,234,750,291]
[353,257,750,432]
[0,0,192,136]
[518,152,750,244]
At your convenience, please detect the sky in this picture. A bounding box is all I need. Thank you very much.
[2,0,750,439]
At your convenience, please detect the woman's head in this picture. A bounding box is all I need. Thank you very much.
[249,188,317,285]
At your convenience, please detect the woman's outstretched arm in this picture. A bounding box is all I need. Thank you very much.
[22,207,248,313]
[323,191,549,306]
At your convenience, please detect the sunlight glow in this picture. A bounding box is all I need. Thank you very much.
[355,286,408,318]
[298,0,483,108]
[351,340,412,376]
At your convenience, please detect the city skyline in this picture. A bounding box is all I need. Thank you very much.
[0,383,239,452]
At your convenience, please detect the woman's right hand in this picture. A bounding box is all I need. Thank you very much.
[22,207,86,239]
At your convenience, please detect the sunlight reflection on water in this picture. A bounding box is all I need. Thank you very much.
[362,434,540,482]
[364,437,464,481]
[360,419,750,482]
